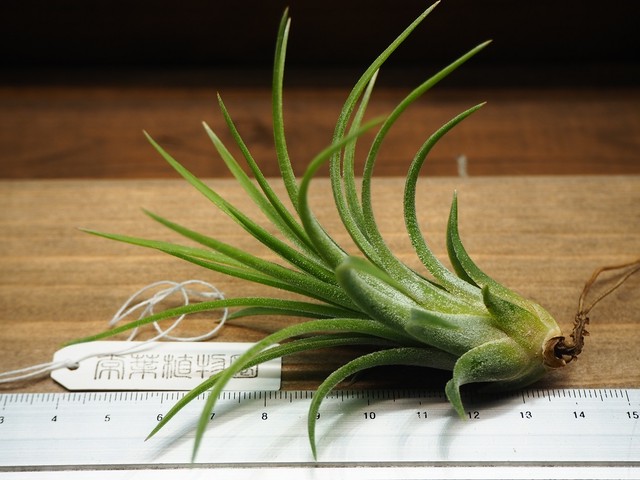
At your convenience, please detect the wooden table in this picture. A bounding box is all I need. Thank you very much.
[1,175,639,394]
[2,85,639,179]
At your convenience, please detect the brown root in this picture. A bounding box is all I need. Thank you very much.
[552,311,590,364]
[553,258,640,364]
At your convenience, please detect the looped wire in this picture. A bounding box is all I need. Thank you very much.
[110,279,228,342]
[0,280,228,384]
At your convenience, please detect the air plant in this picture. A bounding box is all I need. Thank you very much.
[73,2,593,459]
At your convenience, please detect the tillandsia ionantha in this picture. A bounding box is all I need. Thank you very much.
[71,2,608,459]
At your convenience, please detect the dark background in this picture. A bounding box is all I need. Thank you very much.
[2,0,638,87]
[1,0,638,179]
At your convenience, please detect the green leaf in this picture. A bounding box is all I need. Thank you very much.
[83,228,353,307]
[188,317,420,460]
[403,105,486,302]
[406,307,505,356]
[145,209,336,286]
[215,94,315,252]
[66,297,366,346]
[329,70,379,257]
[272,10,298,207]
[446,194,531,311]
[445,338,531,417]
[202,121,302,246]
[308,346,457,458]
[297,118,386,267]
[147,332,400,441]
[360,41,491,224]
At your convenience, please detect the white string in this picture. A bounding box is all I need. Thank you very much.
[109,279,228,342]
[0,280,228,384]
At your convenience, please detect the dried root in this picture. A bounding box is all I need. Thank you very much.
[554,259,640,363]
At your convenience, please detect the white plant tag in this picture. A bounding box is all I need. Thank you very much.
[51,341,281,391]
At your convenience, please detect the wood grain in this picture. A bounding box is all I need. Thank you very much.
[1,85,639,179]
[1,176,639,394]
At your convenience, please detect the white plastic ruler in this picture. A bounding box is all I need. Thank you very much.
[0,388,639,479]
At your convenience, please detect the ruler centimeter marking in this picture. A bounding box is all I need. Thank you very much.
[2,386,631,407]
[0,388,638,473]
